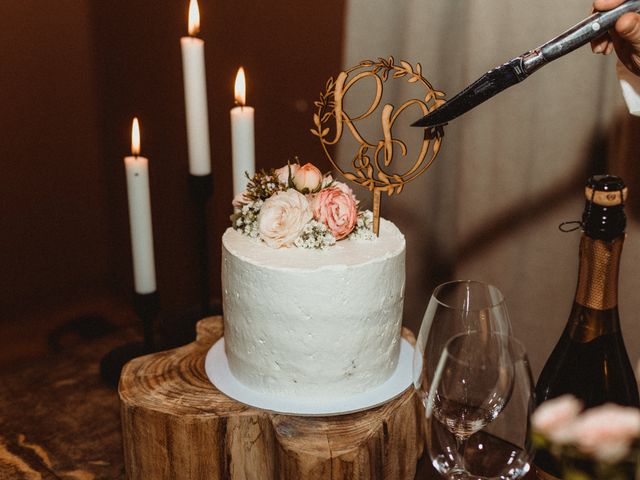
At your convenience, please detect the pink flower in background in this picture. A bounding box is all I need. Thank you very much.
[532,395,582,444]
[571,404,640,462]
[258,189,312,248]
[311,183,357,239]
[292,163,322,192]
[275,163,299,185]
[533,395,640,464]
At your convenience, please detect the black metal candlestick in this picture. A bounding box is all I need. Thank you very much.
[189,173,213,318]
[100,291,160,387]
[155,173,216,350]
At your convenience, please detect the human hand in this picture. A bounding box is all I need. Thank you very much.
[591,0,640,75]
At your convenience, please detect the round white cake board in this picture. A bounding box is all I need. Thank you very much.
[205,337,415,416]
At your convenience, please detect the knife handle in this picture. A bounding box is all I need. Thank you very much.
[539,0,640,63]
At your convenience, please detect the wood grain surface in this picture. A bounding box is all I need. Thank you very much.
[119,316,424,480]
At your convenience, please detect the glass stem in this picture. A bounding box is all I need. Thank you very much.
[455,435,467,471]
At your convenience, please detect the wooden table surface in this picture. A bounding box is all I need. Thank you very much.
[0,319,446,480]
[0,319,132,479]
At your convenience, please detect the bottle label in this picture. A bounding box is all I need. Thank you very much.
[576,236,623,310]
[584,185,627,206]
[535,466,561,480]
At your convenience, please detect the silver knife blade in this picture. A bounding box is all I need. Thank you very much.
[413,0,640,128]
[412,57,527,128]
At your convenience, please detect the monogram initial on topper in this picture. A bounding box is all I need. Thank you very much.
[312,57,445,235]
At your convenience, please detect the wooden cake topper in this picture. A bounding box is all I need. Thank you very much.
[312,57,445,235]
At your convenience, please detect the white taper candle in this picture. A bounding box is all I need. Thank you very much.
[124,118,157,294]
[181,0,212,176]
[230,67,255,196]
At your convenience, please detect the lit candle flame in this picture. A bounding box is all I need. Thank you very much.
[131,117,141,156]
[234,67,246,106]
[188,0,200,36]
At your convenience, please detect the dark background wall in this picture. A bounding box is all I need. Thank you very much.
[0,0,344,366]
[5,1,640,377]
[0,1,109,342]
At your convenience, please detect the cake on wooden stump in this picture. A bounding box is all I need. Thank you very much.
[118,57,446,479]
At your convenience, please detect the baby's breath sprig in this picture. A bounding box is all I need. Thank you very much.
[231,199,263,239]
[294,220,336,249]
[348,210,375,241]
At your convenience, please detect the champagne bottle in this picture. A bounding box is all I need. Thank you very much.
[534,175,639,480]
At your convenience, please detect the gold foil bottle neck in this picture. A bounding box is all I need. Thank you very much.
[575,235,624,310]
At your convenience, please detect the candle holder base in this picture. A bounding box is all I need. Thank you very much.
[99,341,151,387]
[188,173,213,201]
[188,173,214,319]
[157,299,222,350]
[100,291,159,388]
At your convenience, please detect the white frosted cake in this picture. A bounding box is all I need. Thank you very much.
[222,162,406,402]
[222,218,405,401]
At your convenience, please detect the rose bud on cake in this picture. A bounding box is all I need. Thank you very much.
[258,189,312,248]
[292,163,323,193]
[311,182,358,240]
[275,163,299,186]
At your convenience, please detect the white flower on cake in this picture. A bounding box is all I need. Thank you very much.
[233,199,262,239]
[350,210,375,241]
[231,160,374,249]
[258,190,312,248]
[294,220,336,249]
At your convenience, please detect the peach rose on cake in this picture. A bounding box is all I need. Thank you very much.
[258,189,312,248]
[292,163,322,193]
[311,182,357,240]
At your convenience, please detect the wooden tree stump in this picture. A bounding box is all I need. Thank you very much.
[119,316,424,480]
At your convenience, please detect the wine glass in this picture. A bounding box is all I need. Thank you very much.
[413,280,512,397]
[425,331,535,479]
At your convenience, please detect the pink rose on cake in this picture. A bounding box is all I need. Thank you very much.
[292,163,323,193]
[311,181,358,240]
[258,189,312,248]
